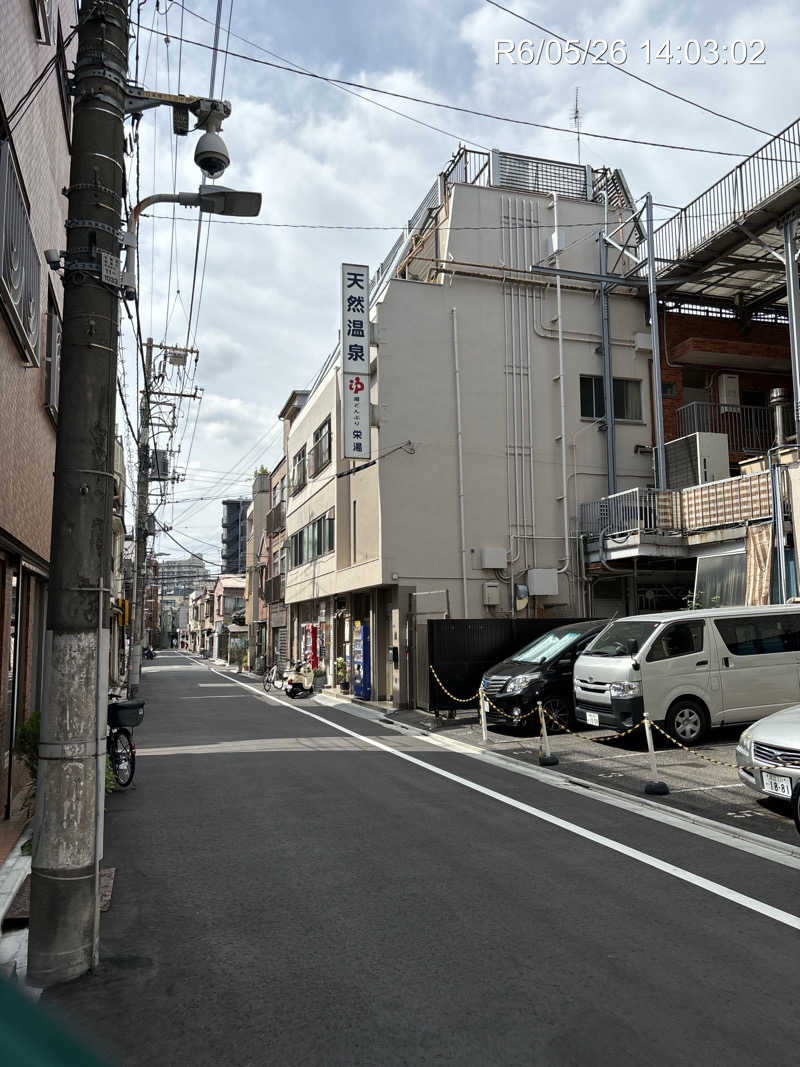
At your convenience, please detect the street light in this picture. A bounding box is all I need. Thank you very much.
[122,186,262,298]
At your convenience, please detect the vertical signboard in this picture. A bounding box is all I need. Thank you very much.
[341,263,370,459]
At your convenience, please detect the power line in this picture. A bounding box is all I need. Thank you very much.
[178,2,489,150]
[484,1,778,142]
[134,25,761,159]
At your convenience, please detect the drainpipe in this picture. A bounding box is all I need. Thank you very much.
[769,447,788,603]
[553,193,571,575]
[451,308,469,617]
[645,193,667,487]
[598,235,617,496]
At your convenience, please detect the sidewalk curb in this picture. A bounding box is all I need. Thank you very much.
[0,825,32,927]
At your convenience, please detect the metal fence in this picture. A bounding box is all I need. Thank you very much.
[642,116,800,267]
[580,471,783,539]
[579,487,683,539]
[425,618,584,713]
[491,150,591,200]
[676,402,794,454]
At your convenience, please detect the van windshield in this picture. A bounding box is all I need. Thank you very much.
[511,629,583,665]
[584,620,659,657]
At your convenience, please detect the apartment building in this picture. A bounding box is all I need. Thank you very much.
[0,1,76,817]
[579,117,800,614]
[208,574,245,660]
[221,498,250,574]
[283,148,653,707]
[262,454,289,669]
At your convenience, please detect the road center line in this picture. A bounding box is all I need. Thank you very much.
[205,665,800,933]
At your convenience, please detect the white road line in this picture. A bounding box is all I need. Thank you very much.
[178,694,248,700]
[207,668,800,931]
[670,783,746,794]
[197,683,241,688]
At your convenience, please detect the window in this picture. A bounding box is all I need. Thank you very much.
[290,446,306,495]
[0,139,41,365]
[714,614,800,657]
[287,511,335,568]
[580,376,642,421]
[309,418,331,477]
[272,550,279,577]
[646,622,704,662]
[44,286,61,417]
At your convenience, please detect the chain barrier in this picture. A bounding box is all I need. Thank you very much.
[648,720,785,776]
[429,667,791,780]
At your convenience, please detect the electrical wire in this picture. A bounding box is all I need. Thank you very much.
[7,26,79,131]
[134,25,769,159]
[484,1,779,142]
[177,2,489,151]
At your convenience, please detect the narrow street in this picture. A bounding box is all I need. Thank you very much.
[44,652,800,1065]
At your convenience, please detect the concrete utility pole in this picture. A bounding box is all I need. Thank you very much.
[29,0,128,986]
[127,338,153,697]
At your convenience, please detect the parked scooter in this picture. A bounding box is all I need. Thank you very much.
[285,660,314,698]
[144,646,156,660]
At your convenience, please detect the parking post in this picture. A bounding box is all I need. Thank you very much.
[538,701,558,767]
[643,712,669,795]
[479,694,488,743]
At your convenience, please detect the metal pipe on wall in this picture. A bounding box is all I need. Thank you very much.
[645,193,667,487]
[553,193,571,576]
[451,308,469,618]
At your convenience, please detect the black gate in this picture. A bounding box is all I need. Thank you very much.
[426,618,585,714]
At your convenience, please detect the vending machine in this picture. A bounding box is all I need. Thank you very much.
[301,623,319,669]
[352,620,371,700]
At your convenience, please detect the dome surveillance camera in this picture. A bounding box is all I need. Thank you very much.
[194,130,230,179]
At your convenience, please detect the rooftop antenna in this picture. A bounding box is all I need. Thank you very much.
[572,87,582,164]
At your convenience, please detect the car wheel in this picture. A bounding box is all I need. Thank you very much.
[540,697,571,733]
[665,699,709,746]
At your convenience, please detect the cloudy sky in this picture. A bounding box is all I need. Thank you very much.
[123,0,800,568]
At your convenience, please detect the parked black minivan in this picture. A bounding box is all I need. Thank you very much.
[480,620,607,732]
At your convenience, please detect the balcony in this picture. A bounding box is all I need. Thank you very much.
[266,500,285,535]
[579,488,683,539]
[579,471,785,563]
[263,574,285,604]
[676,402,794,455]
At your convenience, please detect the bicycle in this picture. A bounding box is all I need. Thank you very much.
[262,663,285,693]
[107,698,145,788]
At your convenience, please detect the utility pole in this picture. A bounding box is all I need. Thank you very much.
[128,338,153,697]
[28,0,128,986]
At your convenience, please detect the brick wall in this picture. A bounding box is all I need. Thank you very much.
[0,1,76,561]
[660,310,791,448]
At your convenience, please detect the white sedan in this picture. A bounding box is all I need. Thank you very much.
[736,706,800,829]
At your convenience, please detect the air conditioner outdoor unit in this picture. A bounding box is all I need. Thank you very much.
[718,373,740,412]
[664,432,729,490]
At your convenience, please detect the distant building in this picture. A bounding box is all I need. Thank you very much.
[158,553,208,596]
[221,499,250,574]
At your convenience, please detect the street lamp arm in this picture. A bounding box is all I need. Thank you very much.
[121,186,261,298]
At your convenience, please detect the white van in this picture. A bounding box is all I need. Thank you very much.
[573,605,800,745]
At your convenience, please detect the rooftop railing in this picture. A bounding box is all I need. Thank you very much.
[638,116,800,269]
[676,402,794,454]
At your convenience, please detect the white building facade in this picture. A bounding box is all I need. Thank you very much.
[284,149,656,708]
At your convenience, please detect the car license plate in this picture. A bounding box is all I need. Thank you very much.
[762,771,793,798]
[585,711,600,727]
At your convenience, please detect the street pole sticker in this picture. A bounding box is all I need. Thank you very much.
[341,263,370,459]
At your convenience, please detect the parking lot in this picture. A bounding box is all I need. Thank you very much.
[437,717,800,848]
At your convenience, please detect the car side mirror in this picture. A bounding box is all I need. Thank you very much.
[626,638,639,655]
[556,658,573,670]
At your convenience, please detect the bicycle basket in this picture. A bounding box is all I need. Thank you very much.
[108,700,145,728]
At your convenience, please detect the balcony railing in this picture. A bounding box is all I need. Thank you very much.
[579,488,682,539]
[580,471,783,540]
[263,574,285,604]
[266,500,285,535]
[0,141,41,365]
[676,402,794,454]
[681,471,774,532]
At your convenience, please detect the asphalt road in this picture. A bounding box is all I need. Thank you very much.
[45,653,800,1066]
